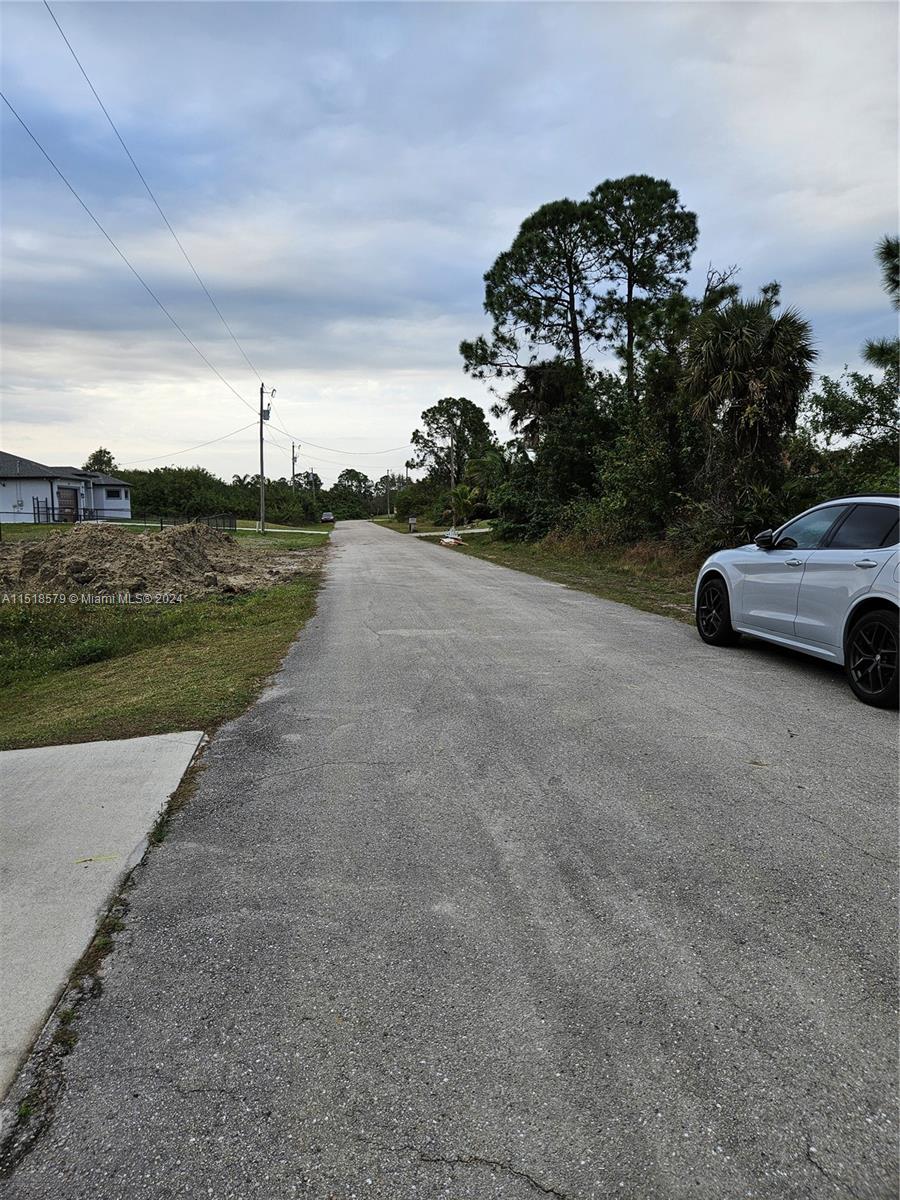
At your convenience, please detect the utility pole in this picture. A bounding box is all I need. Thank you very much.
[291,442,297,494]
[449,428,457,528]
[258,382,275,533]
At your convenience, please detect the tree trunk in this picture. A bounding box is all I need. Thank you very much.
[568,275,582,370]
[625,275,634,406]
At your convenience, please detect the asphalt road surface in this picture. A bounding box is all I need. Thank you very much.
[4,520,897,1200]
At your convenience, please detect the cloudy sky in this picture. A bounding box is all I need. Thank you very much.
[1,0,896,487]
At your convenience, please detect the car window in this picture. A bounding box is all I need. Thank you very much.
[827,504,899,550]
[776,505,849,550]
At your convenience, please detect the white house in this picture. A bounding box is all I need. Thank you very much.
[0,452,133,524]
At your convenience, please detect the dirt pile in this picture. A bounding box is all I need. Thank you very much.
[0,523,324,597]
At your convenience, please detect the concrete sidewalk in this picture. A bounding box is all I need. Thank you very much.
[0,731,204,1097]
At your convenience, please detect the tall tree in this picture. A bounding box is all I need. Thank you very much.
[296,470,322,494]
[685,287,815,499]
[491,358,593,448]
[83,447,118,473]
[589,175,698,404]
[410,397,494,485]
[334,469,373,498]
[460,200,604,380]
[863,234,899,371]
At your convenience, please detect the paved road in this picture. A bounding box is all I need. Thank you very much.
[4,521,896,1199]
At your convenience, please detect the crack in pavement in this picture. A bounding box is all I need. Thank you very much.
[376,1143,573,1199]
[803,1133,867,1200]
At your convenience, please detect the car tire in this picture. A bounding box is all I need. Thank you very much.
[696,574,741,647]
[845,608,899,708]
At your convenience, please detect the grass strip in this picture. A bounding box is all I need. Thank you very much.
[0,577,319,750]
[437,536,698,623]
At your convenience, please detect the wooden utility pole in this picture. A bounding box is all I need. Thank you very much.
[258,382,275,533]
[291,442,297,494]
[449,429,457,528]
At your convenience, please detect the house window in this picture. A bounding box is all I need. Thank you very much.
[105,488,121,499]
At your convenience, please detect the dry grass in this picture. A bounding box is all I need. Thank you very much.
[439,535,698,622]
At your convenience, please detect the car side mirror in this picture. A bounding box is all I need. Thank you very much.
[754,529,774,549]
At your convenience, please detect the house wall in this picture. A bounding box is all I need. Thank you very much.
[0,477,54,523]
[0,476,133,523]
[84,481,132,520]
[96,485,132,520]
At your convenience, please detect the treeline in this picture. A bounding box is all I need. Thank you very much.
[98,463,406,524]
[91,176,896,545]
[393,175,898,553]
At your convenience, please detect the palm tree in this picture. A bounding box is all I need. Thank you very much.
[863,235,899,371]
[449,484,477,527]
[685,291,815,490]
[464,446,508,495]
[491,359,586,447]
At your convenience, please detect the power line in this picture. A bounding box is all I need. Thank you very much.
[264,434,401,476]
[41,3,411,464]
[4,76,409,465]
[43,0,262,382]
[0,90,259,419]
[266,412,411,457]
[120,420,257,465]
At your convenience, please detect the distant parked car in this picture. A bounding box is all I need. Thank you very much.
[694,495,899,707]
[320,511,335,524]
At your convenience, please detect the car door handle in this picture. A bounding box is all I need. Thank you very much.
[855,559,878,568]
[784,558,803,567]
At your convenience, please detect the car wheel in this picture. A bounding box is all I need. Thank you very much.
[845,608,899,708]
[696,575,741,647]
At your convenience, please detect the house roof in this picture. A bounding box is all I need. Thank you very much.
[48,467,130,486]
[0,451,82,481]
[0,452,128,486]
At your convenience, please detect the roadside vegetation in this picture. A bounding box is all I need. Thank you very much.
[371,515,485,534]
[437,536,696,622]
[390,186,896,563]
[0,526,325,751]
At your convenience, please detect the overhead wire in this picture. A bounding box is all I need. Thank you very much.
[0,91,260,419]
[120,420,257,465]
[42,3,414,461]
[42,0,263,382]
[267,416,412,456]
[5,42,410,467]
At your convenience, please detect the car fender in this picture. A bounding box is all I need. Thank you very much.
[694,550,749,612]
[841,556,900,659]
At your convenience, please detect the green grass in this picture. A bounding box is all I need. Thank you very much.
[235,519,330,532]
[372,516,479,534]
[434,535,698,623]
[232,529,327,551]
[0,578,320,751]
[0,523,65,543]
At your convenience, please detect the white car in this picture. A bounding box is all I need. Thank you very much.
[694,495,899,707]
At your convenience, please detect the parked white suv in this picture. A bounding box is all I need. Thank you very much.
[695,495,899,707]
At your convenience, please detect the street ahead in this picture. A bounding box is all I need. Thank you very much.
[5,520,896,1200]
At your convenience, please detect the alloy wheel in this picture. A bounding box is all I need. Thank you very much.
[848,618,898,697]
[698,582,724,639]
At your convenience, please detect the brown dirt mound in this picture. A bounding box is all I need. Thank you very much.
[0,522,323,597]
